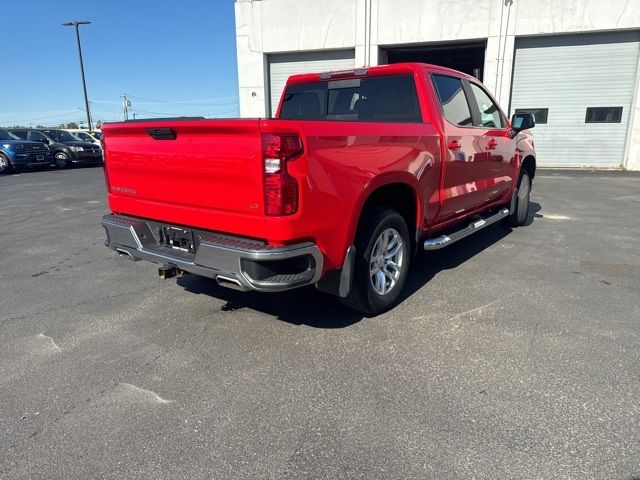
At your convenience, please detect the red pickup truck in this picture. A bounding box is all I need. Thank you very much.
[100,63,535,314]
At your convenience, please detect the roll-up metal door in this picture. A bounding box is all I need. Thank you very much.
[268,49,355,116]
[510,32,640,168]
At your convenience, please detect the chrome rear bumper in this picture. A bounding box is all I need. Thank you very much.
[101,213,323,292]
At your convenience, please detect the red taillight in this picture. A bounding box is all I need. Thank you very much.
[262,133,303,216]
[101,139,110,193]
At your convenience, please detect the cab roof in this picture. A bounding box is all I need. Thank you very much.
[286,62,477,85]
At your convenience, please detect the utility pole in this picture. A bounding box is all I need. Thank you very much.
[121,94,131,121]
[87,101,93,129]
[62,21,92,131]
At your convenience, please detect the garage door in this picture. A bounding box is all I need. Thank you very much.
[268,50,355,116]
[510,32,640,168]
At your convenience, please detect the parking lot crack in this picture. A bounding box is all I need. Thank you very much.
[0,286,157,325]
[37,332,61,352]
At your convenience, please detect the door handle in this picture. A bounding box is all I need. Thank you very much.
[486,139,498,150]
[147,128,177,140]
[448,140,461,151]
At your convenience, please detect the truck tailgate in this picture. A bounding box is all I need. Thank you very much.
[102,119,266,238]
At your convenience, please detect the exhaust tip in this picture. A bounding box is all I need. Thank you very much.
[216,275,246,291]
[116,248,137,260]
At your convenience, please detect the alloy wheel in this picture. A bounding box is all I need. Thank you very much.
[55,153,68,168]
[369,228,404,296]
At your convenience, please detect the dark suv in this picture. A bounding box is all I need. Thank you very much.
[0,129,51,173]
[9,128,102,168]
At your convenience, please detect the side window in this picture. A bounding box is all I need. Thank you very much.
[42,130,59,142]
[11,130,28,140]
[469,83,505,128]
[431,75,473,127]
[29,131,48,142]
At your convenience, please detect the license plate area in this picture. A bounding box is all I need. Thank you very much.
[36,155,44,161]
[160,226,196,253]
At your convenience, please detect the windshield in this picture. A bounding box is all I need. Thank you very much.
[75,132,93,141]
[41,130,81,142]
[0,129,19,141]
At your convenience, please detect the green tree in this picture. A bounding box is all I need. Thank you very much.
[57,122,80,129]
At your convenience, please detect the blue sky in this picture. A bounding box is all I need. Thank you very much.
[1,0,239,127]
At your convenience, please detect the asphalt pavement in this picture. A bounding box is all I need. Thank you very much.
[1,167,639,479]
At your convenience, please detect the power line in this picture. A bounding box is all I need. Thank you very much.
[90,108,123,114]
[126,93,238,107]
[133,107,238,117]
[1,110,82,124]
[2,105,240,126]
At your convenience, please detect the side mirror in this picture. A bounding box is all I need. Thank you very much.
[511,113,535,133]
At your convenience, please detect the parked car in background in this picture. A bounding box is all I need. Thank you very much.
[100,63,536,314]
[0,128,51,174]
[64,129,101,145]
[8,128,102,168]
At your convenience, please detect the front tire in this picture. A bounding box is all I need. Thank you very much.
[341,207,411,315]
[0,153,12,174]
[54,151,70,169]
[504,170,531,227]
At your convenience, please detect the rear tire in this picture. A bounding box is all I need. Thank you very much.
[0,153,12,174]
[54,151,70,169]
[341,207,411,315]
[504,170,531,227]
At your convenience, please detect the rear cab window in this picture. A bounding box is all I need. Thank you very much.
[279,74,422,123]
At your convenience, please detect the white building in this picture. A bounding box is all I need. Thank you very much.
[235,0,640,170]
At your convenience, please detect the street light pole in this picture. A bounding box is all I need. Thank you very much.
[62,20,92,131]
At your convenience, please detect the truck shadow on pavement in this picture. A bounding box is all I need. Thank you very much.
[178,202,541,329]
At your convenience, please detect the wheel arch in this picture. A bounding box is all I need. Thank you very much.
[0,151,13,170]
[348,175,422,252]
[521,155,536,180]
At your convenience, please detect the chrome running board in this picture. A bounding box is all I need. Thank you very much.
[423,208,509,251]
